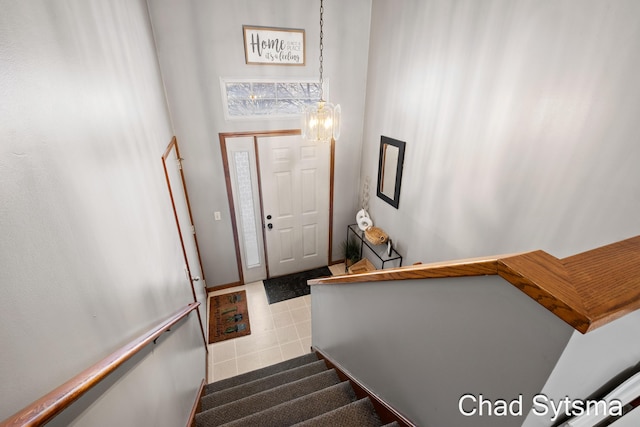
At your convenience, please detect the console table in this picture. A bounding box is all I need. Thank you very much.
[346,224,403,271]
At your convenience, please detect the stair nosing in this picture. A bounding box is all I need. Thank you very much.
[215,381,356,427]
[203,352,319,395]
[200,359,328,409]
[291,397,382,427]
[195,369,341,426]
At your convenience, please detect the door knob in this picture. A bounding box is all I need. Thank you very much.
[267,223,273,230]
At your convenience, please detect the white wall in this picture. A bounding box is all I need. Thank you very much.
[523,309,640,426]
[0,0,204,424]
[147,0,372,285]
[361,0,640,264]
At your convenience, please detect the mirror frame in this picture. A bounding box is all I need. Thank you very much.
[376,135,406,209]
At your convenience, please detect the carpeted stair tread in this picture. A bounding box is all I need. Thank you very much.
[291,397,383,427]
[195,369,341,426]
[201,359,328,408]
[217,381,356,427]
[204,352,319,395]
[382,423,401,427]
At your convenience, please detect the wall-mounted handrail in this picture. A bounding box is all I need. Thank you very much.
[0,302,200,427]
[310,235,640,334]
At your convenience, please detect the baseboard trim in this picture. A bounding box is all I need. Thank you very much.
[313,347,416,427]
[187,378,206,427]
[206,281,242,294]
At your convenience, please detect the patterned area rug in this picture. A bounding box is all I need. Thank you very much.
[208,290,251,344]
[263,266,332,304]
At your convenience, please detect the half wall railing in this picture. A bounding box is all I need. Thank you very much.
[309,235,640,426]
[310,235,640,333]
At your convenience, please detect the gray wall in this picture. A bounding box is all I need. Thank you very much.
[147,0,372,286]
[311,276,575,426]
[312,276,640,427]
[361,0,640,264]
[0,0,205,424]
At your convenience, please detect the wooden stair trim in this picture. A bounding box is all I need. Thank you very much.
[309,235,640,334]
[564,236,640,327]
[313,347,416,427]
[308,254,511,284]
[1,302,200,427]
[188,378,206,427]
[497,251,592,333]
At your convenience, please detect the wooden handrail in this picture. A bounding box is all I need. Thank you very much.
[1,302,200,427]
[309,235,640,334]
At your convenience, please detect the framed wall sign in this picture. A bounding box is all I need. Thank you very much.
[243,25,305,66]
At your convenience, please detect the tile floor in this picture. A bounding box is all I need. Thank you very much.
[206,264,344,384]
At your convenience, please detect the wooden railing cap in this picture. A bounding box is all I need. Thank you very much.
[310,236,640,334]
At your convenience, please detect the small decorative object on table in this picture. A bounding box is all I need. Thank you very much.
[364,226,388,245]
[356,209,373,231]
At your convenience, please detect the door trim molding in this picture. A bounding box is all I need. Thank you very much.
[329,137,335,266]
[162,136,208,288]
[219,135,246,286]
[253,136,270,279]
[161,136,207,343]
[219,129,335,285]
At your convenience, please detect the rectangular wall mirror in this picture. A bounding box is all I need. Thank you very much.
[376,135,406,209]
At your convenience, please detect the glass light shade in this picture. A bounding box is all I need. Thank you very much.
[301,101,341,142]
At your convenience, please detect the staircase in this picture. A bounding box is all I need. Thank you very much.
[195,352,401,427]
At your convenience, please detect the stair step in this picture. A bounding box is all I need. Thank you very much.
[204,352,319,395]
[195,369,341,427]
[217,381,356,427]
[382,423,401,427]
[291,397,383,427]
[201,359,328,408]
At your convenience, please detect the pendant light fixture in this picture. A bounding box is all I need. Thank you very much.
[301,0,341,142]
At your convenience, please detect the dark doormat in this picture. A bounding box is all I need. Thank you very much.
[209,290,251,344]
[263,266,332,304]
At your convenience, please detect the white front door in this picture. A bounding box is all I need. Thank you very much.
[257,134,330,277]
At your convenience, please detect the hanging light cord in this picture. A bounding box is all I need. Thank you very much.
[318,0,325,101]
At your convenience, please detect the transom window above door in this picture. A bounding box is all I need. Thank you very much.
[220,78,328,120]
